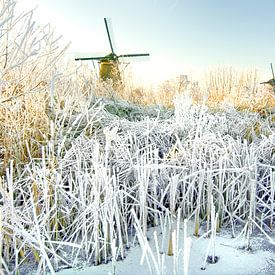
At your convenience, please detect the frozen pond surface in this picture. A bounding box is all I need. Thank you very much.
[56,223,275,275]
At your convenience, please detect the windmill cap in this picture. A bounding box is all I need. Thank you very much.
[260,78,275,85]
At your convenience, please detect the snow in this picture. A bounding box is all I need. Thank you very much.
[56,221,275,275]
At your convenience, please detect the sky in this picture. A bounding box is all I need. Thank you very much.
[16,0,275,87]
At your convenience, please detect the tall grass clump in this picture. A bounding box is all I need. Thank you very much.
[1,89,274,273]
[0,0,69,172]
[0,0,102,174]
[119,68,275,113]
[204,66,275,111]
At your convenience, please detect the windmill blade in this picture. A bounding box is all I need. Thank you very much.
[75,56,106,61]
[104,18,115,55]
[118,53,150,58]
[270,63,275,79]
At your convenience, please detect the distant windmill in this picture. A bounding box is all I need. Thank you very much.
[260,63,275,91]
[75,18,150,87]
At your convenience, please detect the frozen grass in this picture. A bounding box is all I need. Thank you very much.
[0,91,274,274]
[0,1,275,274]
[0,0,98,173]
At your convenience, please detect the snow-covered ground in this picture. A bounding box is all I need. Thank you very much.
[56,221,275,275]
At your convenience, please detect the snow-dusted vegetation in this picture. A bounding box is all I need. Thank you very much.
[0,1,274,274]
[1,92,275,274]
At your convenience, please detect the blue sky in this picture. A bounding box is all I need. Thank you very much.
[18,0,275,86]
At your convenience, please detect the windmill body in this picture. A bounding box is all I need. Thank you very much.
[75,18,149,87]
[99,60,120,81]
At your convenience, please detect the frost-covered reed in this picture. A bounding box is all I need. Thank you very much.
[0,91,274,273]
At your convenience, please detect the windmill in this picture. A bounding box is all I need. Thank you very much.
[75,18,150,87]
[260,63,275,92]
